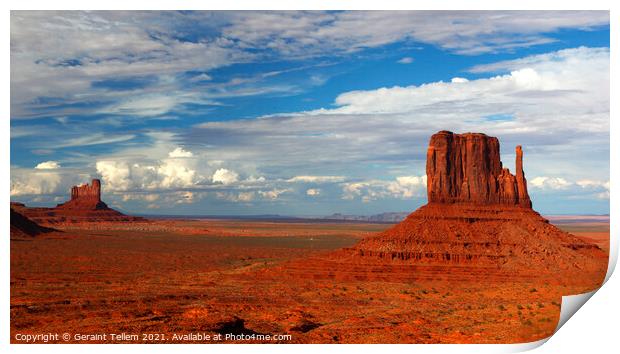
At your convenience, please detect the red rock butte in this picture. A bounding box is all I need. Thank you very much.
[11,179,144,225]
[274,130,606,287]
[427,131,531,207]
[56,179,109,210]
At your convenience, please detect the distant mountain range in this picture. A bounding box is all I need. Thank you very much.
[322,212,410,223]
[137,212,608,224]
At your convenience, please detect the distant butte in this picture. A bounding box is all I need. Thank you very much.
[10,179,144,226]
[56,179,109,210]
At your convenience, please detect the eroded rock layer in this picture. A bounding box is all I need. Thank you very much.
[351,204,605,282]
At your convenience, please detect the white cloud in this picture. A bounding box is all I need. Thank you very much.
[157,159,197,189]
[11,11,251,119]
[9,16,610,213]
[189,73,213,82]
[168,147,194,158]
[306,188,320,196]
[212,168,239,185]
[11,170,63,196]
[342,175,427,201]
[189,47,608,193]
[95,153,199,192]
[451,77,468,83]
[576,179,610,190]
[35,161,60,169]
[95,161,134,191]
[389,175,428,198]
[316,48,608,121]
[576,179,610,200]
[10,167,91,197]
[287,175,345,183]
[99,92,219,118]
[530,177,608,194]
[259,188,292,200]
[530,176,571,190]
[397,57,414,64]
[528,176,609,201]
[11,11,608,120]
[245,175,266,183]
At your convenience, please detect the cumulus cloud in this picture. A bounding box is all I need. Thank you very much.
[95,147,199,192]
[397,57,414,64]
[212,168,239,185]
[389,176,428,198]
[529,176,609,200]
[11,170,63,196]
[342,175,427,202]
[306,188,320,196]
[168,147,193,158]
[157,159,197,189]
[10,167,91,197]
[35,161,60,169]
[530,176,571,190]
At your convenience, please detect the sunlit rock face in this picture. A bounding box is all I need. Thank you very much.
[426,131,531,208]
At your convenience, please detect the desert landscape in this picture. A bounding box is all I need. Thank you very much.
[10,131,609,344]
[9,11,610,346]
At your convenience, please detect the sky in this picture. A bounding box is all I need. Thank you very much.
[10,11,610,216]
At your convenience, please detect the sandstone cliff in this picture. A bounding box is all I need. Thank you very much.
[57,179,108,210]
[426,131,531,207]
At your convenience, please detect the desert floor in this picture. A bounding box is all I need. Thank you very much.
[10,217,609,344]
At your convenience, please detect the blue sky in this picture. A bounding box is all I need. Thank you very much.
[10,11,610,215]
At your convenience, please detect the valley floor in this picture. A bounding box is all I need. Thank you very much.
[10,218,609,344]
